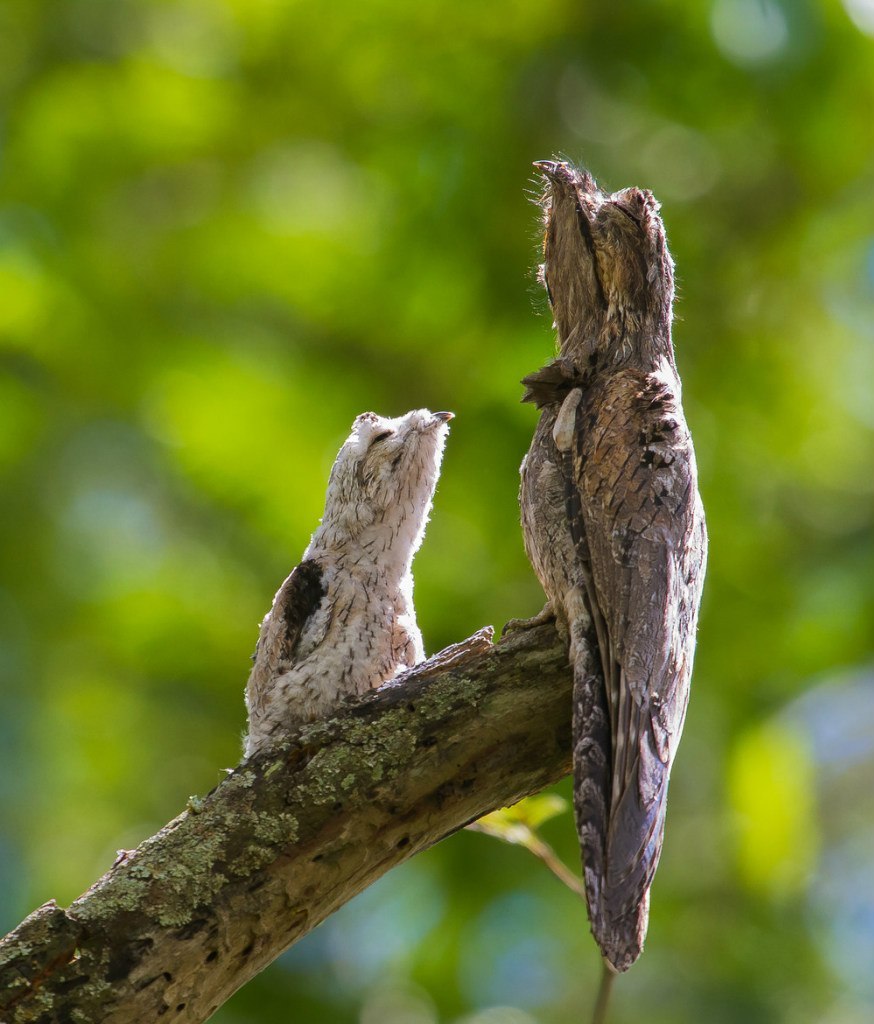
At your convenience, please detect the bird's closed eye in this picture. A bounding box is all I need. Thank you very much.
[370,430,394,446]
[610,202,642,228]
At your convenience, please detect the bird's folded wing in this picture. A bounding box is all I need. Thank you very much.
[572,367,705,943]
[248,560,326,713]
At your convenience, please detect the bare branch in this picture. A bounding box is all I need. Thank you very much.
[0,622,573,1024]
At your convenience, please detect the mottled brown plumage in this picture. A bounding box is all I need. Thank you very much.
[519,160,707,972]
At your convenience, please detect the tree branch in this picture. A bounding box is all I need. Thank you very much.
[0,621,574,1024]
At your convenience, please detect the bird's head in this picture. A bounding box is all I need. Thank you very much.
[534,160,675,357]
[318,409,453,564]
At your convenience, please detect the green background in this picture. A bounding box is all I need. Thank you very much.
[1,1,873,1021]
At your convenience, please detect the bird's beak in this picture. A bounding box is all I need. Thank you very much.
[533,160,600,201]
[431,411,454,424]
[533,159,566,181]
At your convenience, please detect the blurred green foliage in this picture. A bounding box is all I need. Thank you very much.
[1,1,873,1022]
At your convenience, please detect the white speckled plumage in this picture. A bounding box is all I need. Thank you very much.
[244,408,452,758]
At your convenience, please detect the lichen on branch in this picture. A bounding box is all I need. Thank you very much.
[0,622,572,1024]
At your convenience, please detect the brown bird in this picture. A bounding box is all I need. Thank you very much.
[519,160,707,973]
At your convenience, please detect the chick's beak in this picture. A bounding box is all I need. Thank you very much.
[431,411,454,425]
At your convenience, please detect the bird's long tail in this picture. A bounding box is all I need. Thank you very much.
[571,641,649,974]
[571,642,611,943]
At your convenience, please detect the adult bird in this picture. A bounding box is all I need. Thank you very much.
[519,160,707,973]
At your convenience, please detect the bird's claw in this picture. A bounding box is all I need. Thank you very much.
[501,602,556,637]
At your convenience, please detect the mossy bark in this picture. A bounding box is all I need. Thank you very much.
[0,622,573,1024]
